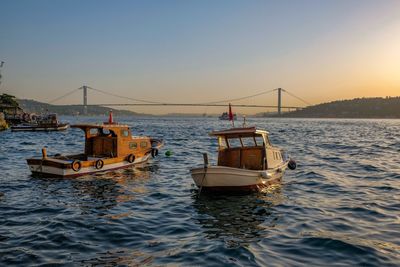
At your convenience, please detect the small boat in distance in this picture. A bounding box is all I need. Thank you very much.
[27,113,163,177]
[219,103,237,120]
[219,112,237,120]
[11,113,69,131]
[190,127,296,192]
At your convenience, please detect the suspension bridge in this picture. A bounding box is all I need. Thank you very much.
[48,86,311,115]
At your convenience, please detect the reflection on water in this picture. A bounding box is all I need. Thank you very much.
[32,162,158,215]
[193,187,284,249]
[80,248,155,266]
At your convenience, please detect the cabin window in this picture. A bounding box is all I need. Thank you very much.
[255,136,264,146]
[241,137,257,147]
[227,138,241,148]
[101,129,116,137]
[273,151,281,160]
[129,142,137,149]
[121,129,129,137]
[265,136,272,146]
[89,128,99,136]
[140,141,148,148]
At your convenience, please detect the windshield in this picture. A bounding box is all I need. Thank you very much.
[220,135,265,148]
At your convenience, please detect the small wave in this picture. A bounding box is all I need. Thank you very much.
[1,117,400,266]
[19,141,36,146]
[301,231,400,264]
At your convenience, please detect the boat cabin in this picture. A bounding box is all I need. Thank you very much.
[210,127,283,170]
[38,113,58,124]
[72,124,151,158]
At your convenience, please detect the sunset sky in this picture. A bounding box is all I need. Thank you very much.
[1,0,399,114]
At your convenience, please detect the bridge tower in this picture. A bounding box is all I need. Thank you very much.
[277,88,282,115]
[82,85,88,115]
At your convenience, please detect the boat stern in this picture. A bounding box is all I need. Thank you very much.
[27,157,77,177]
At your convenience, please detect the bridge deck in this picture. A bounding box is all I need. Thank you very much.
[87,103,302,109]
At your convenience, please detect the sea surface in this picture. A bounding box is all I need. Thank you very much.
[0,116,399,266]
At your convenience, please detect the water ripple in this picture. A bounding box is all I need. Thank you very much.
[0,117,399,266]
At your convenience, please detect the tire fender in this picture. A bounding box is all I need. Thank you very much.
[127,154,135,163]
[95,159,104,169]
[151,148,158,158]
[71,160,82,172]
[288,159,297,170]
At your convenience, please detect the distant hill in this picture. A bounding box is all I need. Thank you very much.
[18,99,148,116]
[279,97,400,118]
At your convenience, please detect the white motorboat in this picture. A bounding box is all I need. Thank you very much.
[190,127,296,192]
[11,113,69,131]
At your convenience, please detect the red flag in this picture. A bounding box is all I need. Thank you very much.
[108,110,113,124]
[228,103,234,121]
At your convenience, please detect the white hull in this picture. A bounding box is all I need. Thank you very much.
[190,161,288,191]
[12,124,69,131]
[28,154,150,177]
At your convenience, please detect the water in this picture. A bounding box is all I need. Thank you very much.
[0,117,399,266]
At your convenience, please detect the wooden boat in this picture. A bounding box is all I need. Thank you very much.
[26,114,163,177]
[11,113,69,131]
[190,127,296,192]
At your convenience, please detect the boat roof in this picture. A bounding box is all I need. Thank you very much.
[71,123,129,130]
[209,127,268,138]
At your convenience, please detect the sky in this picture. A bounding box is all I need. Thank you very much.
[0,0,399,114]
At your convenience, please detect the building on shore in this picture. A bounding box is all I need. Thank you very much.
[0,94,24,124]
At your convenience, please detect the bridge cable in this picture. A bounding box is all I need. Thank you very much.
[48,87,81,104]
[282,89,311,106]
[199,88,276,105]
[87,86,164,104]
[87,86,277,106]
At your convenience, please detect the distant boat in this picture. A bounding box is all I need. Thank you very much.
[26,112,163,177]
[11,113,69,131]
[219,112,237,120]
[190,127,297,192]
